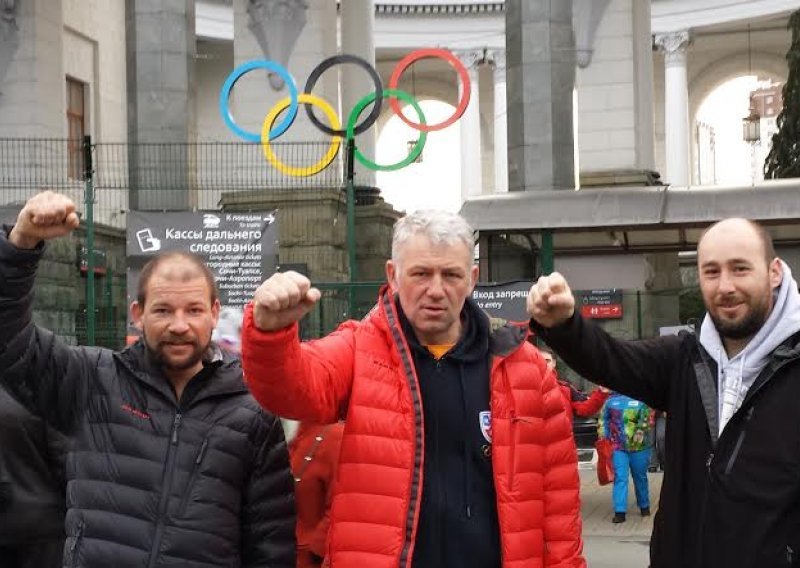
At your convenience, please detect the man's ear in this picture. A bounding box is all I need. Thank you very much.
[211,299,221,327]
[385,260,397,292]
[130,301,143,327]
[469,264,479,292]
[769,257,783,290]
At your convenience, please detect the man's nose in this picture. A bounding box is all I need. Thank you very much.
[426,274,445,297]
[168,313,190,334]
[718,270,736,293]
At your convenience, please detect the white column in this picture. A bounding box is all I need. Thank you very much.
[341,0,376,186]
[457,50,483,202]
[655,31,691,187]
[491,51,508,193]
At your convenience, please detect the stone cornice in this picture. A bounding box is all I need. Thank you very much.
[375,3,505,16]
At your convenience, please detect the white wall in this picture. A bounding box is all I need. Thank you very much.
[576,0,655,173]
[62,0,127,143]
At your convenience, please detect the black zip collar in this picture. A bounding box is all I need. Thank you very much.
[116,341,248,408]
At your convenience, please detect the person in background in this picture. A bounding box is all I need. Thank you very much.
[0,386,66,568]
[598,392,654,523]
[539,345,609,419]
[289,421,345,568]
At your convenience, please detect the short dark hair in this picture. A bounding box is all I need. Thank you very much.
[137,252,218,307]
[699,218,776,265]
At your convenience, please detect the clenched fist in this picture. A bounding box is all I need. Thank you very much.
[9,191,80,249]
[252,271,321,332]
[526,272,576,328]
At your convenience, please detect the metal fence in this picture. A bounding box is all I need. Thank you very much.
[0,137,703,349]
[0,137,355,348]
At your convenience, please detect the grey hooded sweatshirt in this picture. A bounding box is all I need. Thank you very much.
[699,260,800,434]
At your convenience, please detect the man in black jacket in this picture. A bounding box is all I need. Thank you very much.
[527,218,800,568]
[0,387,66,567]
[0,191,295,567]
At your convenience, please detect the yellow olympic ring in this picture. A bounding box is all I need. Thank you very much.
[261,94,341,177]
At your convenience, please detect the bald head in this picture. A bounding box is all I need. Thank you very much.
[137,252,218,307]
[698,218,776,267]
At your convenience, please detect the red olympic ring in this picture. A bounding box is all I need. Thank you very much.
[388,48,471,132]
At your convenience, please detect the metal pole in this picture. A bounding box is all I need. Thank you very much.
[636,290,643,339]
[345,139,357,317]
[540,229,554,275]
[83,135,96,346]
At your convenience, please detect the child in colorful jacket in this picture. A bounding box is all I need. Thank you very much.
[598,393,654,523]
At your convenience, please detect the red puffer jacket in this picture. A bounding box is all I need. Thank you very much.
[242,289,585,568]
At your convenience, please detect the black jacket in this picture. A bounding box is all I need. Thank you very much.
[0,231,296,567]
[535,314,800,568]
[0,385,66,547]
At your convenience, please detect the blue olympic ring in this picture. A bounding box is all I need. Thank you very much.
[219,60,299,143]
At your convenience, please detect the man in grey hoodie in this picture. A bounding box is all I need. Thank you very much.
[526,218,800,568]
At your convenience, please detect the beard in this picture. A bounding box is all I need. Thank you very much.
[709,295,772,340]
[144,331,210,372]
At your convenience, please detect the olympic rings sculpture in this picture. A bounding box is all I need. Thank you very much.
[219,48,471,177]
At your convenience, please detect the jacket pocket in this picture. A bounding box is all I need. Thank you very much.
[179,437,209,516]
[70,520,85,568]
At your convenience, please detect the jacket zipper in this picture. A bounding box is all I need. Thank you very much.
[70,520,85,568]
[507,412,518,492]
[178,437,209,516]
[147,412,183,568]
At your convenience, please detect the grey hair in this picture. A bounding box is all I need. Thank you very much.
[391,209,475,263]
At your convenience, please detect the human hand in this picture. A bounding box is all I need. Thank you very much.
[9,191,80,249]
[526,272,576,328]
[252,271,321,331]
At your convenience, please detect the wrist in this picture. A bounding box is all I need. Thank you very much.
[8,229,40,249]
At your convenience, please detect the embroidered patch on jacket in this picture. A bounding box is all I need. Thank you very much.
[121,404,151,420]
[479,410,492,443]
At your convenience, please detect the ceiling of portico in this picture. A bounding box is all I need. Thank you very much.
[683,13,790,121]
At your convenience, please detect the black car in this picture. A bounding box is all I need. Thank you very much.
[573,415,599,449]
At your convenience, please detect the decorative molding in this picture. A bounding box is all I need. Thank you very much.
[454,48,486,70]
[655,30,691,65]
[572,0,611,68]
[488,48,505,72]
[247,0,309,91]
[375,3,504,15]
[0,0,19,97]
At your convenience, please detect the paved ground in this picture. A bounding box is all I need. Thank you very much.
[579,463,663,566]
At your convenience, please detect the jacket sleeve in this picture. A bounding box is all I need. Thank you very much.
[241,413,297,568]
[308,423,344,559]
[570,388,609,418]
[532,314,683,412]
[539,357,586,567]
[0,229,94,432]
[597,401,609,440]
[241,304,356,423]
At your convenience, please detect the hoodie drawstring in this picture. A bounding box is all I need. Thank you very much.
[459,365,472,519]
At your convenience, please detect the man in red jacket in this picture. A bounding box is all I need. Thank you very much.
[242,209,585,568]
[539,346,609,419]
[289,421,344,568]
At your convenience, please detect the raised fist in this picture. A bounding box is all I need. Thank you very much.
[526,272,576,328]
[252,271,321,332]
[9,191,80,249]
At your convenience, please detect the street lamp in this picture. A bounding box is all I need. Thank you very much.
[742,106,761,143]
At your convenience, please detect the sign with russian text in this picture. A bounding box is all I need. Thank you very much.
[126,210,278,311]
[577,289,623,319]
[472,280,533,322]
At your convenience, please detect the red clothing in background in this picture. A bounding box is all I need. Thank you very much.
[558,380,609,419]
[289,422,344,568]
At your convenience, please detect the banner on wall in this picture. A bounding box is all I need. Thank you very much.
[126,211,278,341]
[472,280,533,322]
